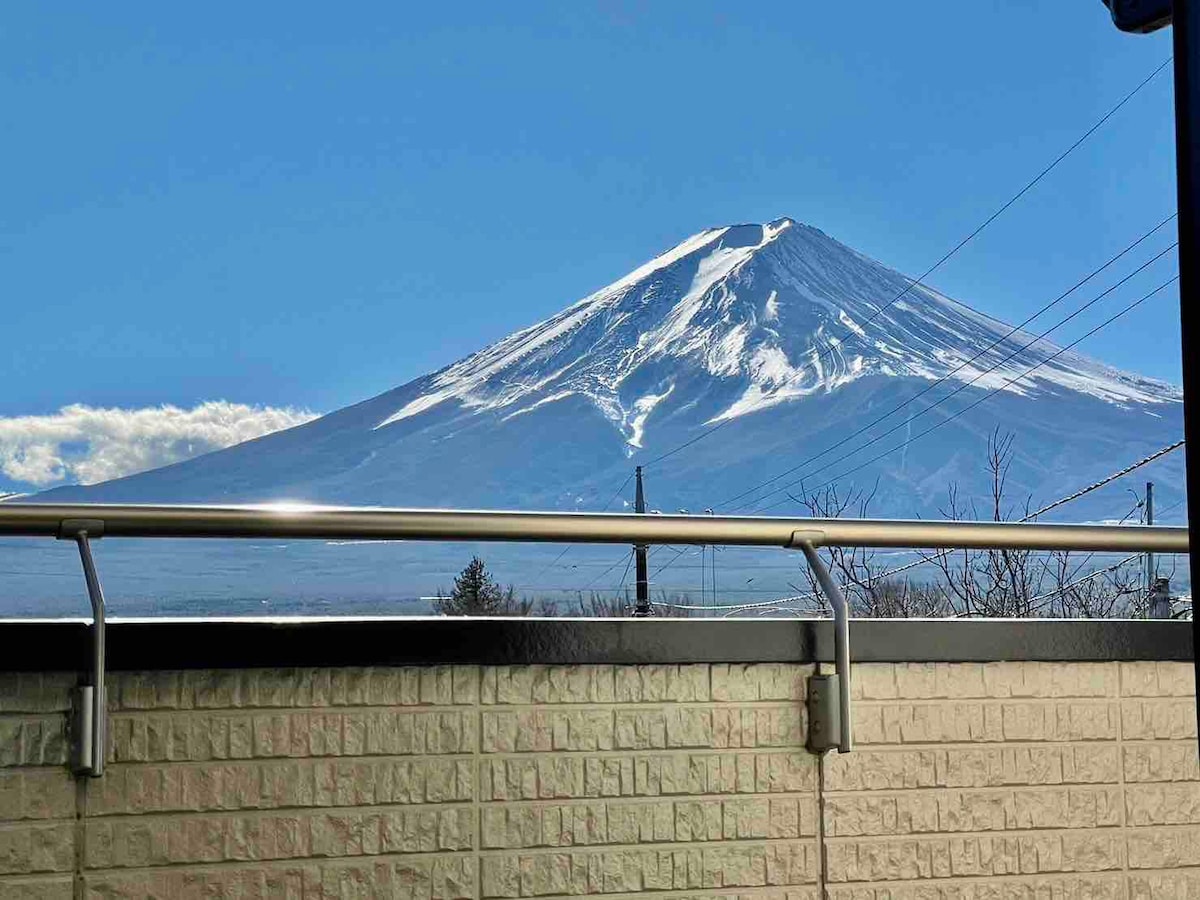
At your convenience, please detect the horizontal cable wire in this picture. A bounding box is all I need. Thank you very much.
[642,57,1173,471]
[1024,440,1184,520]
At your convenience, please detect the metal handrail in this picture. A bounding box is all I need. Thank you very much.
[0,503,1188,551]
[0,502,1187,767]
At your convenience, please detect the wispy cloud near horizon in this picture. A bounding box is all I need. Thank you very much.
[0,402,319,489]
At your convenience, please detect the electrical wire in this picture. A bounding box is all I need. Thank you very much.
[524,582,896,596]
[1155,497,1186,520]
[1015,553,1144,618]
[613,548,634,597]
[580,551,634,592]
[553,60,1176,601]
[650,545,690,580]
[639,56,1173,472]
[561,62,1175,600]
[1024,439,1185,520]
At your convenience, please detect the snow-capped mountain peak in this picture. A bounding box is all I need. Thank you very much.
[373,218,1178,449]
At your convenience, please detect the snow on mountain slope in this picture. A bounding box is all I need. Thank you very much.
[372,217,1177,449]
[26,217,1181,518]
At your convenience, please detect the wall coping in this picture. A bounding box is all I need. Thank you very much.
[0,616,1191,670]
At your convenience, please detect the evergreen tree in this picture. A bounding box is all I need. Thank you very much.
[435,556,504,615]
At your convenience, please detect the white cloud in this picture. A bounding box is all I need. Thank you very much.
[0,401,319,488]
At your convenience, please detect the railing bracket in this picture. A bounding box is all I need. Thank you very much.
[807,673,842,753]
[69,685,97,774]
[57,518,104,540]
[57,521,106,777]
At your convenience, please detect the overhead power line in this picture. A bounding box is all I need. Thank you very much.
[1024,439,1185,520]
[1155,497,1186,520]
[718,214,1177,511]
[1014,553,1144,618]
[581,550,634,592]
[650,545,690,580]
[958,498,1153,618]
[613,549,634,597]
[563,59,1175,603]
[524,581,898,597]
[601,473,635,512]
[640,56,1173,472]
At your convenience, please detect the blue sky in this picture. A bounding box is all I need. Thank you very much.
[0,2,1180,489]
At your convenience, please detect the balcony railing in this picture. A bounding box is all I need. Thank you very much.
[0,501,1187,774]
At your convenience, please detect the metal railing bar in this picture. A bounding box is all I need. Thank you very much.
[0,504,1186,553]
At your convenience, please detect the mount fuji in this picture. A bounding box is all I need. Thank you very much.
[6,218,1186,614]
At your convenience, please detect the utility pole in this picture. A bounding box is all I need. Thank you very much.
[1145,480,1155,598]
[1149,577,1173,620]
[1145,481,1173,618]
[633,466,650,616]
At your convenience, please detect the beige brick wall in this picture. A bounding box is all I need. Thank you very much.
[0,661,1194,898]
[0,672,76,900]
[825,662,1199,899]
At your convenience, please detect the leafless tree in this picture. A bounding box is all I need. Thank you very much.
[1038,552,1143,618]
[791,429,1151,619]
[790,480,952,617]
[927,430,1044,617]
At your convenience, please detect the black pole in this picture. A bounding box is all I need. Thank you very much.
[1146,480,1155,601]
[1172,1,1200,748]
[633,466,650,616]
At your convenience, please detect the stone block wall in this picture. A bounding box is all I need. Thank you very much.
[0,661,1195,898]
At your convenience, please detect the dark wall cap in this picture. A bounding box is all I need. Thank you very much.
[0,617,1191,671]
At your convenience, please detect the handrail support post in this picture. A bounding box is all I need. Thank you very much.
[58,519,106,777]
[792,535,852,754]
